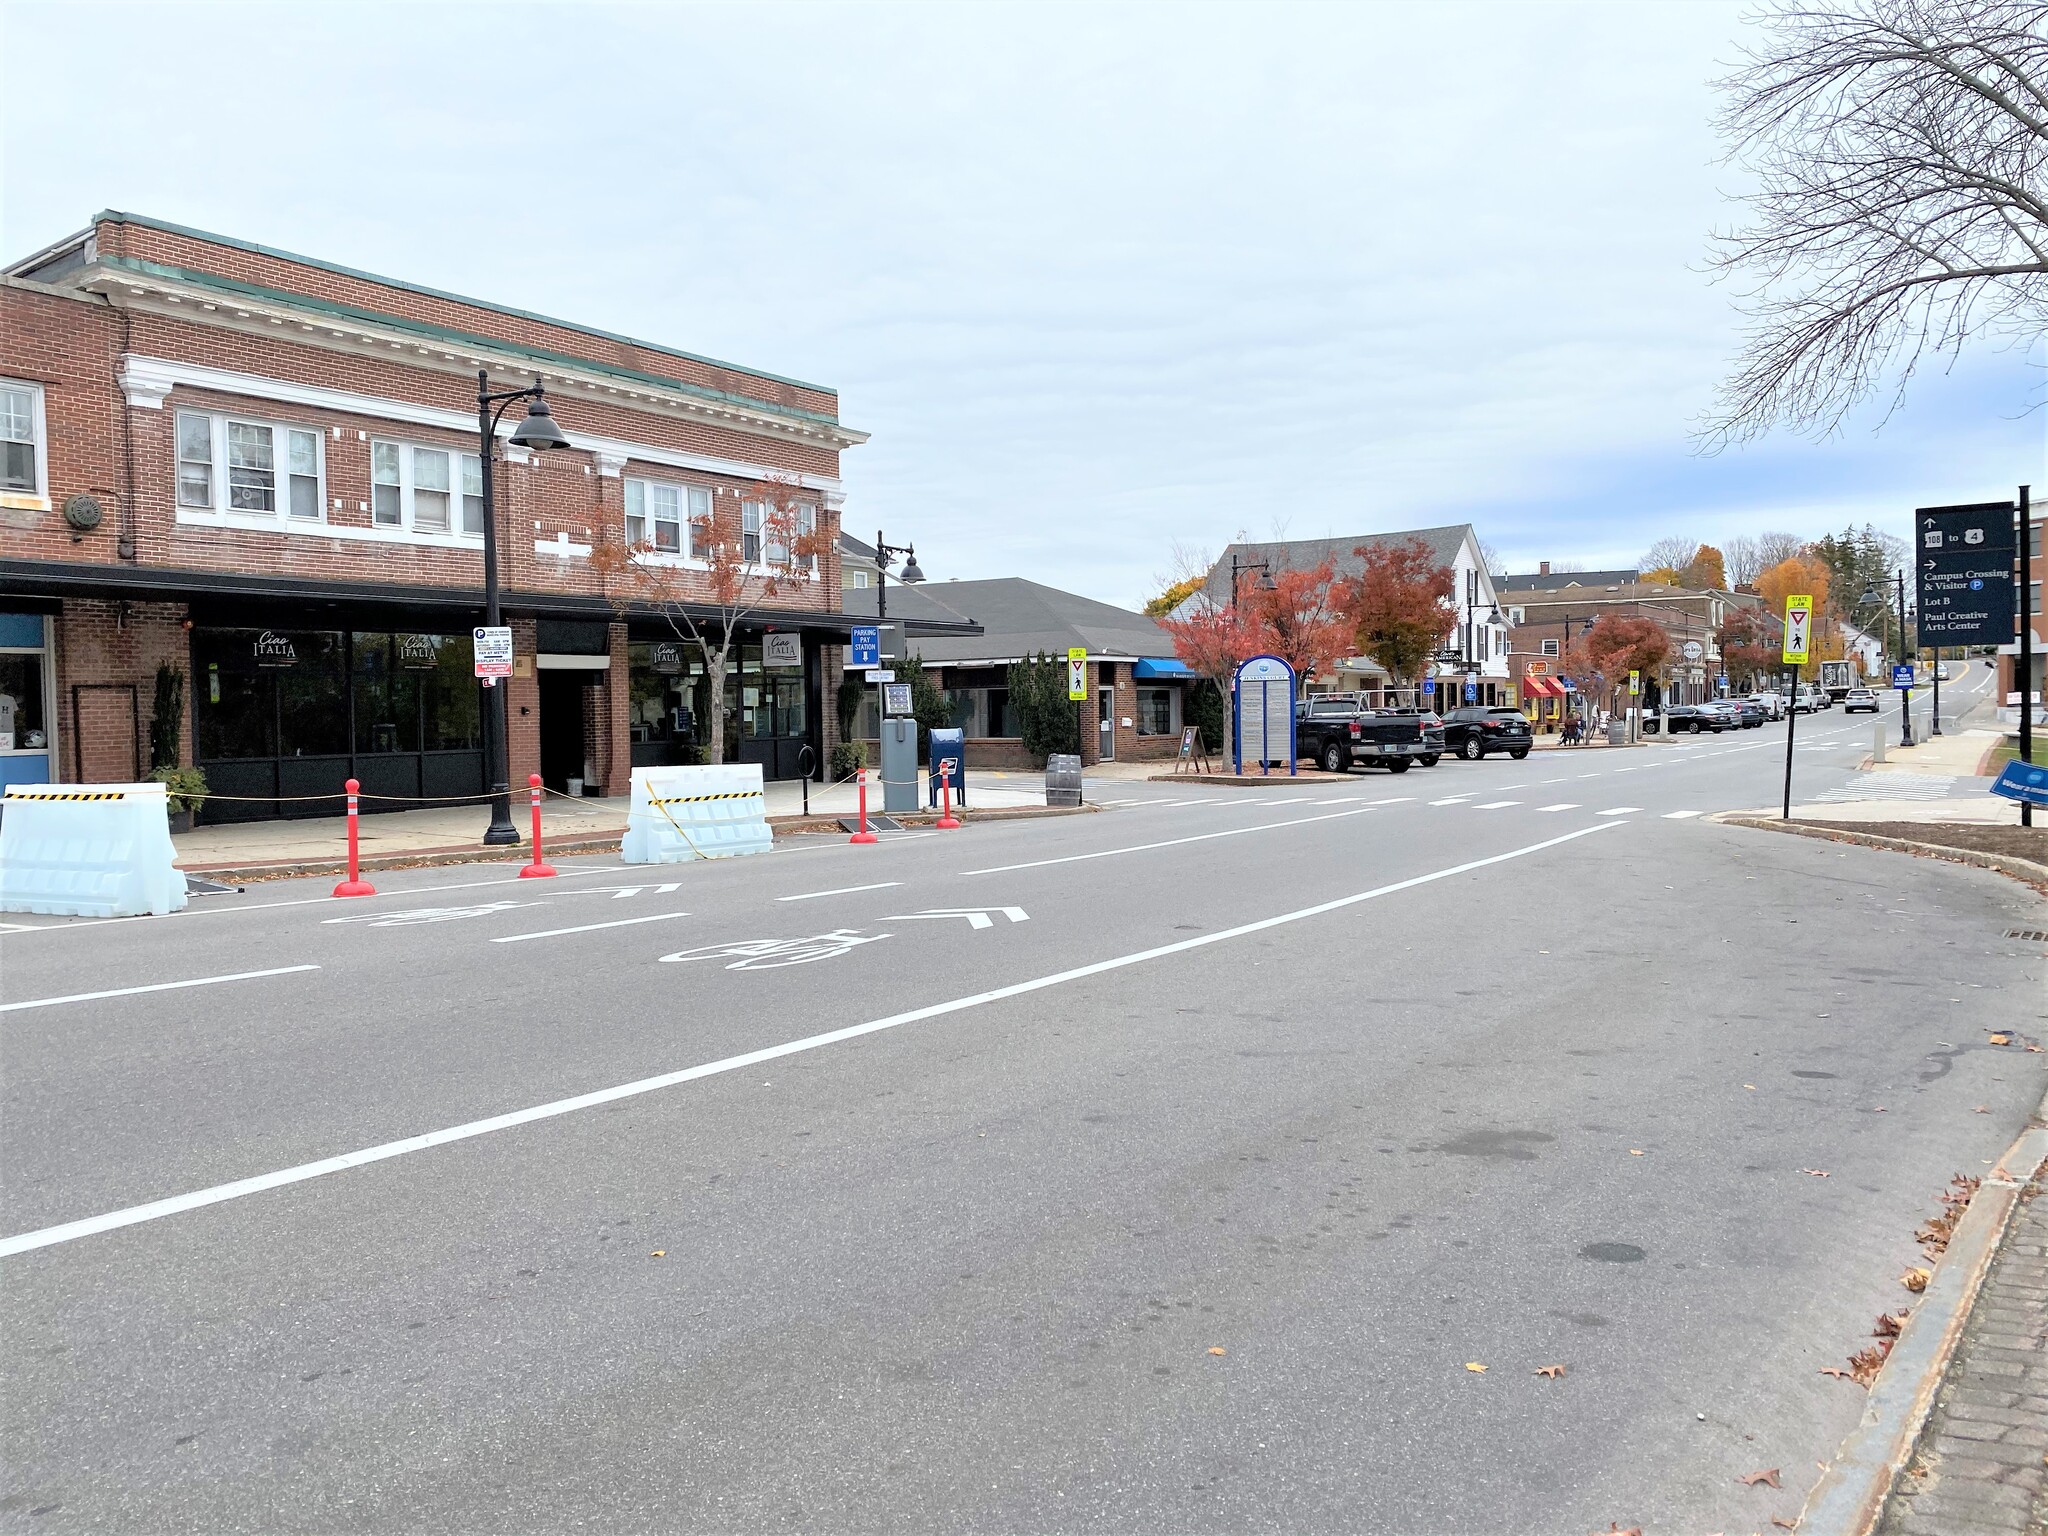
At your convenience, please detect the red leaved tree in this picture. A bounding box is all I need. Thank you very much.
[1575,615,1672,714]
[1337,538,1456,698]
[591,471,823,765]
[1243,558,1348,694]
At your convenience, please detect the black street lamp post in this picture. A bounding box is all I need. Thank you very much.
[476,373,573,846]
[1860,570,1913,750]
[871,529,924,751]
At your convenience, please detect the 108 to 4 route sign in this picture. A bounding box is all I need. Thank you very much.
[1917,500,2016,647]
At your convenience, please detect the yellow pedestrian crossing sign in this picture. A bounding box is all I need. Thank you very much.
[1067,647,1089,701]
[1782,595,1813,664]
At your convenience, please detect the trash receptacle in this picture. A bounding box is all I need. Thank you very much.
[1045,753,1082,808]
[1606,719,1627,747]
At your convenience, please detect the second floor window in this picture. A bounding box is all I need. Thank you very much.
[1541,638,1560,656]
[372,440,483,536]
[177,410,321,520]
[625,478,711,557]
[1,381,44,496]
[742,500,763,562]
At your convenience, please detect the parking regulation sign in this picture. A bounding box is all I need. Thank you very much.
[473,625,513,680]
[851,626,880,668]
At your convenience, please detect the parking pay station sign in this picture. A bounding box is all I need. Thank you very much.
[473,625,514,680]
[1067,647,1088,701]
[1782,595,1813,664]
[851,626,881,668]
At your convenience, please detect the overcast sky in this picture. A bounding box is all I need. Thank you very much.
[3,1,2040,607]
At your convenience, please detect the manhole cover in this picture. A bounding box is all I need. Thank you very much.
[1580,1242,1647,1263]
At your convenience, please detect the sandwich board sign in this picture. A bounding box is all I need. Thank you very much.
[1782,596,1813,664]
[1067,647,1088,701]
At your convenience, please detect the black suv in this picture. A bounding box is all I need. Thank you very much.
[1440,706,1532,760]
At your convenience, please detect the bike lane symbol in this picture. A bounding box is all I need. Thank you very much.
[658,929,892,970]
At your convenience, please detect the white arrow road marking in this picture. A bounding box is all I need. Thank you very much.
[883,908,1030,930]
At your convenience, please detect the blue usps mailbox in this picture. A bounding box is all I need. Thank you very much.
[851,626,880,668]
[1892,664,1915,690]
[928,727,966,808]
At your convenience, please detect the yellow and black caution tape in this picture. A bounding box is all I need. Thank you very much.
[649,791,765,807]
[3,789,129,801]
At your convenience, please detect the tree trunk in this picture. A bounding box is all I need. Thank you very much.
[704,647,728,765]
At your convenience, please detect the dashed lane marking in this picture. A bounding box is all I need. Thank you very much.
[776,882,902,902]
[1537,803,1581,812]
[1662,810,1703,819]
[0,965,321,1014]
[1596,807,1642,816]
[491,912,691,944]
[1472,801,1522,810]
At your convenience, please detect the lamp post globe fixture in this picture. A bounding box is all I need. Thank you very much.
[477,374,573,847]
[898,549,925,584]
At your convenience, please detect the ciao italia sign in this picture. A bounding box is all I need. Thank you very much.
[251,630,299,667]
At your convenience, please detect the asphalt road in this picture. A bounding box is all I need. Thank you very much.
[3,695,2042,1536]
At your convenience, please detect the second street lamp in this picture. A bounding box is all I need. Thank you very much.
[1860,571,1913,750]
[477,373,573,846]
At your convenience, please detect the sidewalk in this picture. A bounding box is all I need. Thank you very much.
[1875,1178,2048,1536]
[171,769,1059,877]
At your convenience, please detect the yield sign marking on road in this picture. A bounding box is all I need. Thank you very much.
[884,907,1030,930]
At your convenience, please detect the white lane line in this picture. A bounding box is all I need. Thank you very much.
[0,965,320,1015]
[1537,803,1581,812]
[490,912,690,944]
[1473,800,1521,810]
[1428,796,1472,806]
[1662,810,1703,819]
[959,805,1376,877]
[0,866,624,935]
[1596,807,1642,817]
[1368,796,1415,805]
[0,822,1622,1260]
[776,881,903,903]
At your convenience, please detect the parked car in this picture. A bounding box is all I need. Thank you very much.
[1747,692,1786,721]
[1293,697,1429,773]
[1440,706,1533,760]
[1844,687,1880,713]
[1792,687,1827,714]
[1415,711,1446,765]
[1664,702,1737,734]
[1722,698,1766,728]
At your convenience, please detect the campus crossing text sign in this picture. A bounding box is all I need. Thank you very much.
[1916,501,2016,647]
[473,626,514,680]
[1067,647,1088,701]
[1782,596,1813,664]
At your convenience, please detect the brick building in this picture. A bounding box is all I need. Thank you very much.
[0,211,962,821]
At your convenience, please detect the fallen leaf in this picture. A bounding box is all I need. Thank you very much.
[1773,1519,1798,1530]
[1207,1346,1227,1356]
[1975,1105,1990,1113]
[1819,1367,1855,1380]
[1847,1342,1890,1386]
[2026,1043,2044,1052]
[1989,1032,2012,1045]
[1629,1149,1644,1156]
[649,1250,666,1258]
[1800,1168,1832,1177]
[1592,1526,1641,1536]
[1744,1083,1757,1090]
[1874,1310,1909,1338]
[1464,1361,1488,1373]
[1900,1267,1931,1293]
[1871,1106,1886,1113]
[1738,1467,1782,1488]
[1535,1364,1567,1378]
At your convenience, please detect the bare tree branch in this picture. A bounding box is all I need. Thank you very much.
[1700,0,2048,446]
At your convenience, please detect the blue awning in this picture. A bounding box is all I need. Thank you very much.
[1134,657,1193,679]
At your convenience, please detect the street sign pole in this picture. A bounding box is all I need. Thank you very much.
[1067,647,1089,765]
[2022,485,2034,828]
[1781,595,1812,820]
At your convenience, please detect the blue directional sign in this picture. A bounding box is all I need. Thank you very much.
[1892,664,1915,690]
[1990,759,2048,808]
[851,626,880,668]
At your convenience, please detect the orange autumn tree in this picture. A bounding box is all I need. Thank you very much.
[591,471,823,765]
[1573,614,1671,714]
[1754,553,1843,680]
[1337,537,1457,698]
[1242,558,1349,694]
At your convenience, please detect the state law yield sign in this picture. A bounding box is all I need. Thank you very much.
[1068,647,1089,701]
[1917,501,2017,647]
[1782,595,1813,664]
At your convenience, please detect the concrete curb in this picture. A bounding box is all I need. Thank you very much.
[1795,1108,2048,1536]
[1715,816,2048,895]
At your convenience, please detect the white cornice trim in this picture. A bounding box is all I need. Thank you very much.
[91,270,868,452]
[123,356,845,495]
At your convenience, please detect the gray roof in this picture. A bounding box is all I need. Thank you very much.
[1496,567,1640,592]
[842,578,1176,665]
[1200,525,1474,604]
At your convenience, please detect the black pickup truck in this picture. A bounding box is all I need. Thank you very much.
[1293,697,1431,774]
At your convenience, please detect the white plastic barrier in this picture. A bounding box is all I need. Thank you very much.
[0,782,189,917]
[621,763,772,864]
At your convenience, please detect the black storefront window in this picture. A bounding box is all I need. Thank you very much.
[193,626,484,821]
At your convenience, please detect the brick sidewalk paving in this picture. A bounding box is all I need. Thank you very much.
[1877,1182,2048,1536]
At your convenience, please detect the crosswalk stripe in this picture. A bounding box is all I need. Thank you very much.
[1662,810,1703,819]
[1537,803,1580,812]
[1429,796,1472,806]
[1473,801,1521,809]
[1596,807,1641,816]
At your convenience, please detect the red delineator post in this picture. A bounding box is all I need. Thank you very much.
[936,768,960,830]
[332,778,376,897]
[850,766,878,844]
[520,773,558,878]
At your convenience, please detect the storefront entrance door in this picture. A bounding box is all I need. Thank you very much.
[538,670,589,793]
